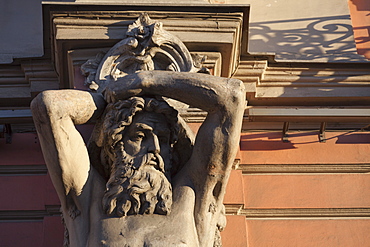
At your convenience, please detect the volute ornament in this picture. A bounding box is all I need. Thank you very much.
[82,13,202,93]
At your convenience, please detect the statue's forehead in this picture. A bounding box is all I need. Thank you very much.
[131,112,170,134]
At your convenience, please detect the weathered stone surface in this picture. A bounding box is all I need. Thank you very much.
[31,15,245,247]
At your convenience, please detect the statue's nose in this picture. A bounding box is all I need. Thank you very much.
[147,133,160,154]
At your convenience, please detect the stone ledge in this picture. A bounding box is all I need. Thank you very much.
[0,206,61,221]
[0,165,48,175]
[224,206,370,218]
[238,163,370,174]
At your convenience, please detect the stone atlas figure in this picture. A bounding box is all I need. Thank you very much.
[31,14,245,247]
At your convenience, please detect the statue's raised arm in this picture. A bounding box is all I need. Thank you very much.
[31,90,106,209]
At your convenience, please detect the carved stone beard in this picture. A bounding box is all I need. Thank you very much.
[102,142,172,217]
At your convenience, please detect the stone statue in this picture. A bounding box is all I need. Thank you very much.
[31,14,245,247]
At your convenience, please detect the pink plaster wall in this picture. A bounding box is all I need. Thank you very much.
[348,0,370,59]
[2,128,369,246]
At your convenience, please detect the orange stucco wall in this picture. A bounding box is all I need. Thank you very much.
[222,131,370,247]
[246,219,370,247]
[348,0,370,59]
[1,129,369,246]
[0,133,64,247]
[0,124,370,247]
[239,131,370,165]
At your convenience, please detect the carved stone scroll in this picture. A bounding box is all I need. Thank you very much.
[82,13,203,93]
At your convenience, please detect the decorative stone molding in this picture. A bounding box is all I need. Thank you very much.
[81,13,203,93]
[239,163,370,174]
[233,57,370,106]
[0,61,58,107]
[47,4,249,85]
[0,165,48,175]
[224,207,370,218]
[0,207,61,221]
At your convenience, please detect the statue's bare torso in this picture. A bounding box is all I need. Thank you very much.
[70,168,198,247]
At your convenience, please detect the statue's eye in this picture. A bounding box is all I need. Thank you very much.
[136,132,145,140]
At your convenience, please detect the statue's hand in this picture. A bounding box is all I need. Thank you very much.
[103,85,116,104]
[103,73,150,103]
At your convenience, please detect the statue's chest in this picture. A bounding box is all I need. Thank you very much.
[85,178,199,246]
[96,214,198,247]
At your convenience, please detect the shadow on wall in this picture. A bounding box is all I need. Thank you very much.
[350,0,370,11]
[240,130,369,152]
[353,27,370,46]
[249,15,366,62]
[348,0,370,58]
[240,132,296,151]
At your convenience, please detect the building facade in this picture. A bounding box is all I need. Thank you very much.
[0,1,369,246]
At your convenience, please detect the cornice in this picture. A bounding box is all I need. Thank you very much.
[238,163,370,174]
[0,60,58,107]
[0,206,61,221]
[224,207,370,218]
[233,57,370,107]
[0,165,48,175]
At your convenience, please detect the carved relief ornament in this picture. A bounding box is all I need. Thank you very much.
[81,13,205,93]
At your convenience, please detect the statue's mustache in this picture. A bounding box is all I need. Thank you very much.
[113,141,165,173]
[132,152,165,173]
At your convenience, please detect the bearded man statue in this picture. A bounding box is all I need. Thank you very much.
[100,96,180,217]
[31,71,245,247]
